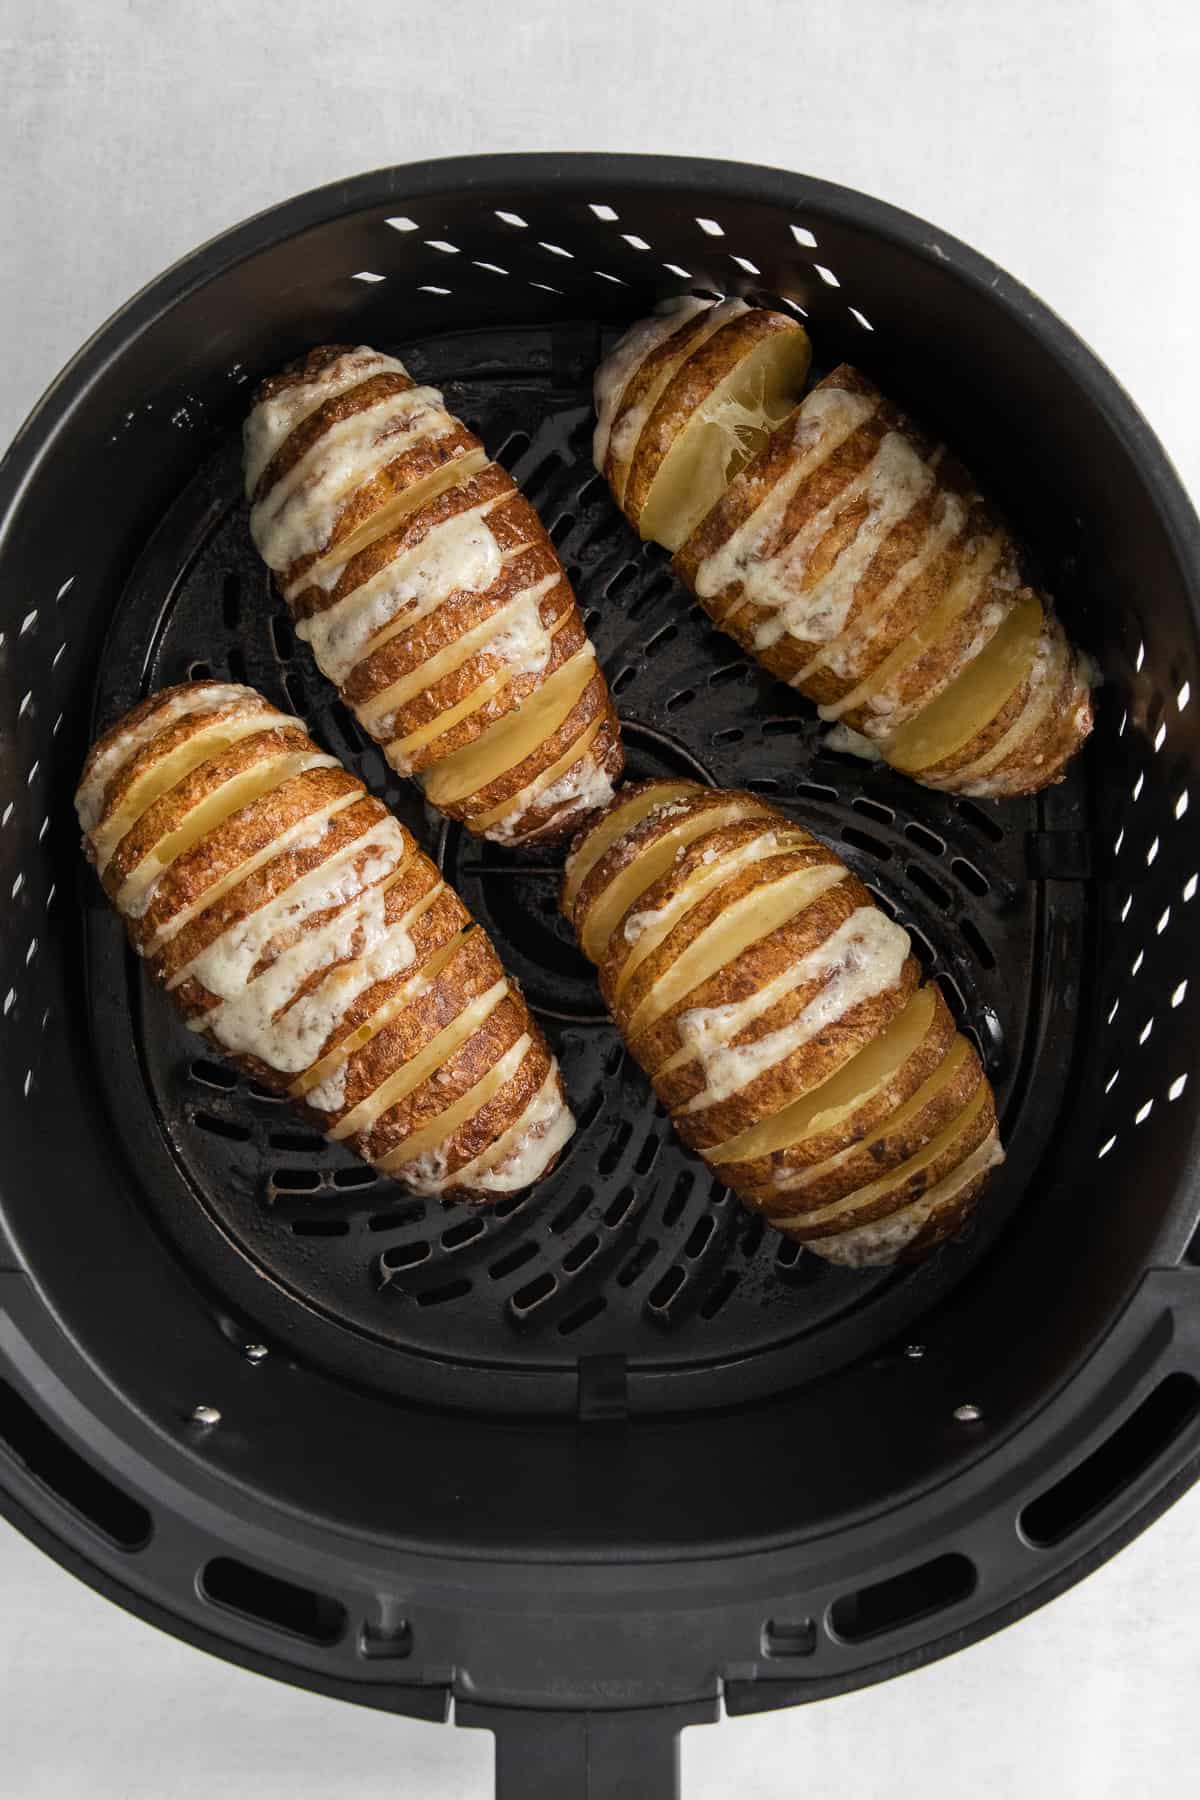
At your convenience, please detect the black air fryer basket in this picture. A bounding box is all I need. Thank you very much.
[2,154,1199,1797]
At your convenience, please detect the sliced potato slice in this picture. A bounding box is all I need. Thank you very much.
[883,590,1043,772]
[562,781,695,919]
[706,987,938,1168]
[373,1032,531,1174]
[421,647,595,808]
[625,863,844,1041]
[330,977,508,1142]
[775,1079,991,1236]
[638,328,814,550]
[579,800,769,964]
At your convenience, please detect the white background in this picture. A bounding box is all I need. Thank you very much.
[2,0,1198,1793]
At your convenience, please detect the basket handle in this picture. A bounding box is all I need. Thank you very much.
[461,1699,716,1799]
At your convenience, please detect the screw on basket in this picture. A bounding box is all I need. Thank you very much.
[954,1403,984,1424]
[190,1404,222,1427]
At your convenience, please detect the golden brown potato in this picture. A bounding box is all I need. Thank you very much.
[595,317,1092,796]
[562,781,1003,1266]
[77,680,574,1202]
[246,345,623,846]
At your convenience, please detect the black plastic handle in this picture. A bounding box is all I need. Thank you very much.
[460,1700,718,1799]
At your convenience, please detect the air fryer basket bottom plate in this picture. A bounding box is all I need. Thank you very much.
[87,322,1083,1416]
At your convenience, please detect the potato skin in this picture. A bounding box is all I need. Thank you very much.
[562,783,1002,1266]
[248,344,623,844]
[600,314,1091,796]
[77,680,573,1204]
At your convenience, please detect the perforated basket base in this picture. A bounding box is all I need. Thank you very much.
[85,320,1088,1417]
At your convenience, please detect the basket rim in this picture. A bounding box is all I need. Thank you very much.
[1,151,1199,598]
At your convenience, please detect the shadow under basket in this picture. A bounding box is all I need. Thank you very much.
[2,155,1200,1798]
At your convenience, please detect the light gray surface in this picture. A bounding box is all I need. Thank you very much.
[2,0,1198,1794]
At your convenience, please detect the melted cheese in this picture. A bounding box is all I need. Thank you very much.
[169,815,410,994]
[693,387,879,608]
[295,500,506,684]
[373,1033,532,1174]
[143,790,361,954]
[244,348,408,494]
[250,386,455,572]
[475,714,611,840]
[609,299,749,502]
[706,986,936,1164]
[798,477,964,690]
[675,906,908,1111]
[91,709,289,872]
[76,683,250,832]
[396,1061,573,1195]
[289,916,460,1101]
[330,978,509,1143]
[806,1129,1003,1267]
[735,431,937,651]
[359,574,561,731]
[421,642,595,809]
[626,863,846,1041]
[592,298,712,469]
[614,829,799,1000]
[117,750,336,916]
[196,888,420,1075]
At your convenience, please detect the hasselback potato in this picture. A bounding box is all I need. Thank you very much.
[594,302,1092,797]
[245,344,623,845]
[562,781,1003,1266]
[76,680,573,1200]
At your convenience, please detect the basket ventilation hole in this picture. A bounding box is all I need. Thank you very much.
[1120,895,1133,924]
[1146,837,1160,867]
[664,263,692,279]
[352,271,385,284]
[1132,772,1144,801]
[1131,950,1144,977]
[386,217,418,233]
[1114,828,1125,855]
[538,241,573,259]
[495,210,527,228]
[762,1617,817,1659]
[731,255,760,275]
[1104,1067,1120,1094]
[850,308,875,331]
[201,1557,346,1646]
[829,1553,976,1645]
[425,240,459,255]
[1169,1074,1189,1102]
[589,203,619,221]
[1134,1100,1153,1126]
[814,264,841,288]
[1136,639,1146,672]
[529,283,562,295]
[1176,790,1189,820]
[419,286,451,297]
[696,217,725,237]
[0,1376,152,1551]
[1185,874,1198,903]
[790,224,818,248]
[473,261,508,276]
[1154,722,1168,753]
[1178,681,1191,712]
[1098,1135,1117,1160]
[621,234,651,252]
[594,270,626,285]
[1019,1374,1200,1548]
[1139,1016,1154,1044]
[1157,908,1171,935]
[1172,980,1188,1008]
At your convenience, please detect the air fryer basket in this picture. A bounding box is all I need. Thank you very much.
[2,155,1199,1798]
